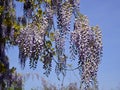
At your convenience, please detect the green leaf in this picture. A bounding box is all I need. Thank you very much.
[50,32,54,41]
[37,8,42,17]
[11,67,16,73]
[45,0,51,5]
[46,40,52,48]
[13,23,21,30]
[3,18,12,26]
[19,0,25,2]
[8,87,14,90]
[0,6,4,15]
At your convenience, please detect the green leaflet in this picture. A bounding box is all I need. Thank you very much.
[46,40,52,48]
[50,32,54,41]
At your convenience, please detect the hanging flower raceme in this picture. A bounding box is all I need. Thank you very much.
[71,15,103,88]
[54,31,65,56]
[57,1,73,35]
[55,2,73,71]
[16,16,49,68]
[73,0,80,10]
[54,31,67,77]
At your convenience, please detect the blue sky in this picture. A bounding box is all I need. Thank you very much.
[6,0,120,90]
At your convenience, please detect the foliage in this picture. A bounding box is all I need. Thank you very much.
[0,63,23,90]
[0,0,23,89]
[0,0,103,89]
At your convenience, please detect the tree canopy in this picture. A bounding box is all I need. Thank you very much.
[0,0,103,89]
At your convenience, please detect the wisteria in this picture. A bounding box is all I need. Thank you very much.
[23,1,33,18]
[54,31,65,55]
[6,0,103,89]
[73,0,80,9]
[55,1,73,75]
[15,1,103,89]
[71,15,103,89]
[57,1,73,35]
[53,30,67,78]
[16,15,49,68]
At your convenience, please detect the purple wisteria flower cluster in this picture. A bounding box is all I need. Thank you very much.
[14,0,103,89]
[57,2,73,35]
[16,16,49,68]
[71,15,103,89]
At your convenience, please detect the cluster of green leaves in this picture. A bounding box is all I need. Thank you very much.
[0,61,22,90]
[0,0,23,89]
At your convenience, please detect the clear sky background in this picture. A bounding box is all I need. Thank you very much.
[6,0,120,90]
